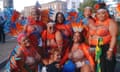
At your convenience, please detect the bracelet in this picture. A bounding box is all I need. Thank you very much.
[109,48,113,51]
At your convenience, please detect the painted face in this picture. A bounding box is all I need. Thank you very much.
[96,9,108,21]
[73,32,81,43]
[84,7,92,18]
[19,36,31,48]
[47,23,55,34]
[57,14,64,24]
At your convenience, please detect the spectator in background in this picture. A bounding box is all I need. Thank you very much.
[0,16,5,43]
[82,6,94,25]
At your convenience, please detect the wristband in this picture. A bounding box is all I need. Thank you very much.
[109,48,113,51]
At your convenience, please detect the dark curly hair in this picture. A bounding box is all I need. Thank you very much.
[55,12,65,24]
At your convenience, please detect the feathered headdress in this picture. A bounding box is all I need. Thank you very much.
[94,3,106,10]
[11,10,20,23]
[41,9,50,24]
[116,3,120,12]
[64,9,83,24]
[71,22,84,32]
[41,8,54,24]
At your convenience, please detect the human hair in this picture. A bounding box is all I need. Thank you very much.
[55,12,65,24]
[75,32,85,43]
[69,31,85,50]
[84,6,92,12]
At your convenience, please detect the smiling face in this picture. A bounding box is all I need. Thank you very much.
[56,13,64,24]
[49,49,61,62]
[19,36,31,48]
[96,9,108,21]
[73,32,81,43]
[84,7,92,18]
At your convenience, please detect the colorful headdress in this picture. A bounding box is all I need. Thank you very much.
[17,33,26,43]
[41,8,54,24]
[64,9,83,24]
[94,3,106,10]
[71,22,84,32]
[116,3,120,12]
[11,10,20,23]
[41,9,49,24]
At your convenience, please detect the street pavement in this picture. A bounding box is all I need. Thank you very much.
[0,35,17,71]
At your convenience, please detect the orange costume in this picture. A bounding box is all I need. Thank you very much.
[42,30,59,48]
[89,18,117,54]
[55,24,72,38]
[60,43,94,67]
[89,18,111,46]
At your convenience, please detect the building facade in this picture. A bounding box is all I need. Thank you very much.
[23,6,34,17]
[23,0,67,20]
[41,0,67,19]
[3,0,13,8]
[0,0,3,11]
[67,0,83,11]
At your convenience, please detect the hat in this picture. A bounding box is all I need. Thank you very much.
[62,60,76,72]
[94,2,106,10]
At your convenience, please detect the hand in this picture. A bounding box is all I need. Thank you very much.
[90,65,95,72]
[55,64,60,68]
[106,50,113,60]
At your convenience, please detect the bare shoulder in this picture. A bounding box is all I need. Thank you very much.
[16,48,24,57]
[109,19,117,23]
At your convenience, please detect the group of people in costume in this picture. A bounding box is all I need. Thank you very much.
[5,2,118,72]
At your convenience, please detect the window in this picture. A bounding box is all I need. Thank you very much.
[54,4,56,9]
[72,2,75,8]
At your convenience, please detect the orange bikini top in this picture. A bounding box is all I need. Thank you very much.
[55,24,72,36]
[89,19,111,45]
[42,30,55,40]
[79,43,94,66]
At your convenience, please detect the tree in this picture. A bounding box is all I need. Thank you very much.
[78,0,97,12]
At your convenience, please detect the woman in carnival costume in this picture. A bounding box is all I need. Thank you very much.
[62,24,95,72]
[41,21,63,49]
[54,13,73,63]
[8,33,41,72]
[88,3,118,72]
[55,12,72,40]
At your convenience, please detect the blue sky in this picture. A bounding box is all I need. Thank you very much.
[14,0,66,11]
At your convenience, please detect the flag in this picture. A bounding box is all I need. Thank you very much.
[35,1,41,8]
[95,38,103,72]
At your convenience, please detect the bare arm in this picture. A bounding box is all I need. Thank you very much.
[109,19,118,50]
